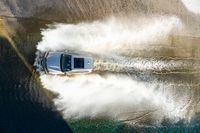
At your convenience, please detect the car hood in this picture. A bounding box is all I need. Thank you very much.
[46,52,62,72]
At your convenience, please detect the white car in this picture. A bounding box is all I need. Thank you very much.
[40,52,94,75]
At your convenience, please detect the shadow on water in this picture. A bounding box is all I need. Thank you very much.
[1,13,200,132]
[0,20,72,132]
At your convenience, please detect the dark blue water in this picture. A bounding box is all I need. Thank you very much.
[0,30,72,132]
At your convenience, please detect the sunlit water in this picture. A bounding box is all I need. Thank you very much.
[1,0,199,132]
[36,13,200,126]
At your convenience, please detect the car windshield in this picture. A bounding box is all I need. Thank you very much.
[60,54,72,72]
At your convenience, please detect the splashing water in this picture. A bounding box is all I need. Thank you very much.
[40,74,188,122]
[181,0,200,14]
[36,15,195,124]
[93,55,200,73]
[37,16,182,54]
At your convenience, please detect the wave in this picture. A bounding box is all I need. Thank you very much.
[35,15,197,124]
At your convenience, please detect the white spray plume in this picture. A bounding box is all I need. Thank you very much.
[37,16,189,123]
[40,74,187,121]
[182,0,200,14]
[37,16,182,55]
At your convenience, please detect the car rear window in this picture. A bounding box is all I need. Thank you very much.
[74,58,84,68]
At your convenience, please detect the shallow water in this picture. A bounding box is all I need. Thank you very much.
[1,0,200,132]
[0,19,72,132]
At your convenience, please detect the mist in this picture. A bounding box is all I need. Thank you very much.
[36,14,199,125]
[37,15,182,54]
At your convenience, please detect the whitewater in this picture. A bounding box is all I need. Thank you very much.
[35,15,198,124]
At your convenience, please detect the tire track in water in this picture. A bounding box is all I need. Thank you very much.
[34,13,200,122]
[93,55,200,74]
